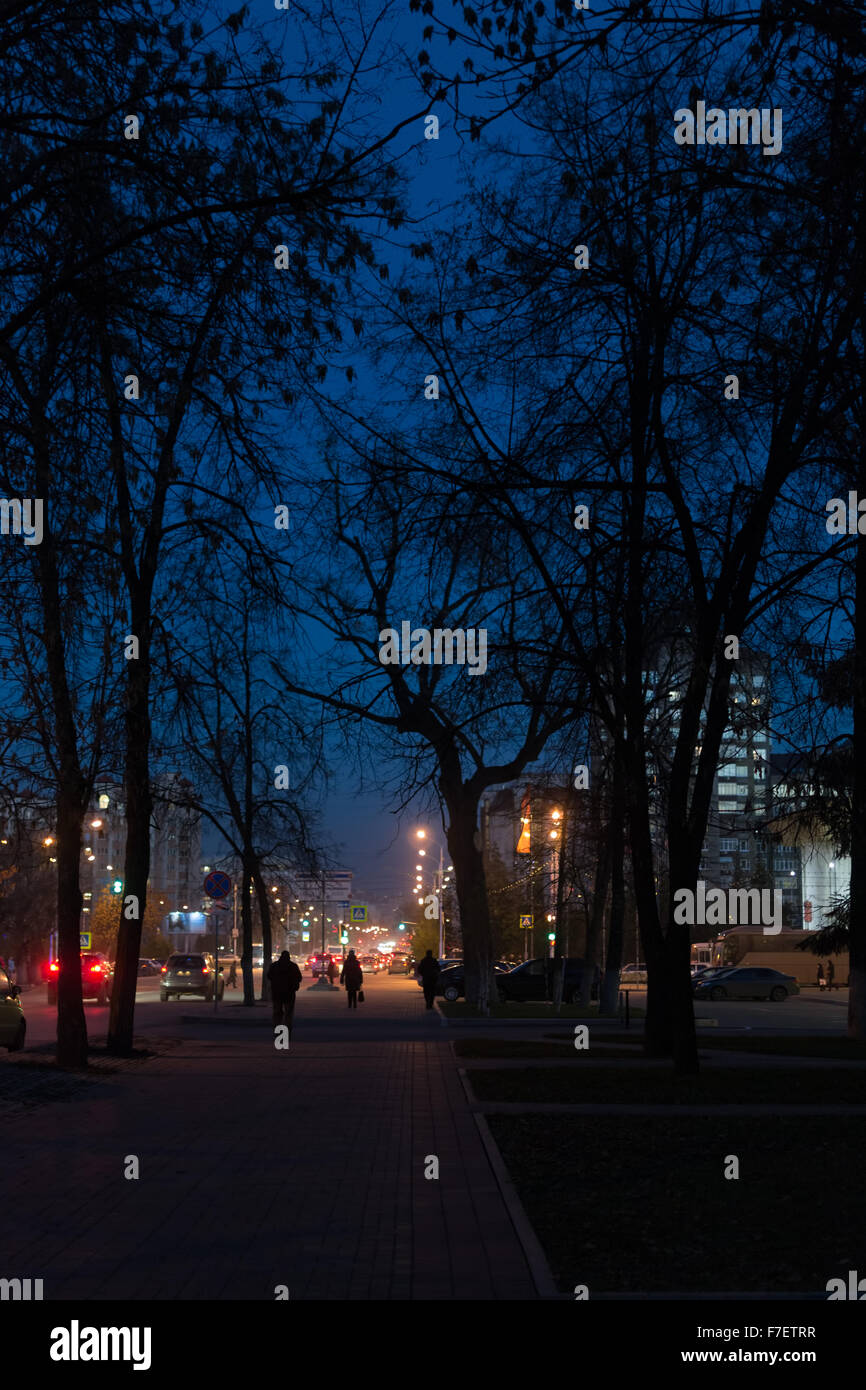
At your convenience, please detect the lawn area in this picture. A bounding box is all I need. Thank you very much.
[466,1064,866,1104]
[681,1034,866,1062]
[541,1032,865,1062]
[486,1113,866,1293]
[440,1000,644,1020]
[455,1038,643,1060]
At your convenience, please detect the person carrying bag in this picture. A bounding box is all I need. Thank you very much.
[340,949,364,1009]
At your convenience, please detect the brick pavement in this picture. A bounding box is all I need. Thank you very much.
[0,979,538,1301]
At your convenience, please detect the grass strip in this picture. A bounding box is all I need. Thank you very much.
[467,1064,866,1105]
[441,1000,644,1020]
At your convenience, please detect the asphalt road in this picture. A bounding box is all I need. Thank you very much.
[631,987,849,1032]
[15,973,849,1046]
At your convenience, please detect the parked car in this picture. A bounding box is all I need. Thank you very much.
[496,957,599,1005]
[47,951,114,1005]
[0,960,25,1051]
[436,962,511,1002]
[690,965,731,986]
[160,952,225,1002]
[692,966,799,1001]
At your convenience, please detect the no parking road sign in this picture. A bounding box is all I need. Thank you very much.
[349,905,368,922]
[204,870,231,900]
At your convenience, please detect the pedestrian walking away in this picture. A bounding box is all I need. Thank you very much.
[327,957,339,988]
[228,959,238,989]
[416,949,441,1010]
[827,959,835,990]
[267,951,303,1033]
[817,963,825,991]
[340,948,364,1008]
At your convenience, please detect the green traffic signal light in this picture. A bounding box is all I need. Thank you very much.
[547,931,555,942]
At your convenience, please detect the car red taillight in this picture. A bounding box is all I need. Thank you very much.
[49,962,59,973]
[90,964,103,973]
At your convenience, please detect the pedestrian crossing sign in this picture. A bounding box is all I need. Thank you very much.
[350,905,367,922]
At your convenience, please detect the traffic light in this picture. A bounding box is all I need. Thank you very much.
[112,879,123,894]
[398,922,405,931]
[301,918,310,927]
[547,931,555,942]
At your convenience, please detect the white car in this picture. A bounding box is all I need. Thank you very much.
[620,964,647,985]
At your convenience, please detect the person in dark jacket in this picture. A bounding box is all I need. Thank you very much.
[826,959,835,990]
[340,949,364,1008]
[416,949,440,1009]
[267,951,303,1031]
[817,962,826,991]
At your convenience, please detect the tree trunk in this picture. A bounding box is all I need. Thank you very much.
[253,863,272,1002]
[578,831,610,1007]
[850,392,866,1039]
[240,860,256,1004]
[447,798,494,1013]
[625,767,668,1054]
[664,840,700,1076]
[108,615,152,1054]
[32,430,90,1070]
[56,797,88,1070]
[552,801,570,1011]
[600,791,626,1016]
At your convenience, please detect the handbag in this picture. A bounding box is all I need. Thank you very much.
[358,989,365,1002]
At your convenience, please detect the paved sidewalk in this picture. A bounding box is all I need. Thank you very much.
[0,995,537,1300]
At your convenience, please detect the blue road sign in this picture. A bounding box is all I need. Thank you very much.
[204,870,231,900]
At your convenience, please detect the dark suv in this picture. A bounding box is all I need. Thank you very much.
[160,952,224,1002]
[496,957,598,1005]
[46,952,113,1005]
